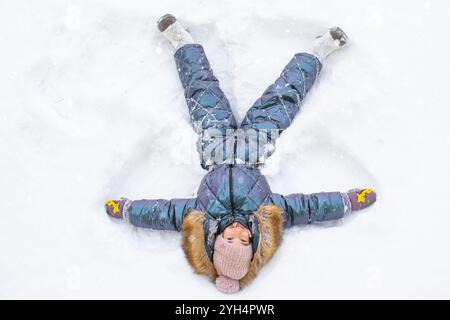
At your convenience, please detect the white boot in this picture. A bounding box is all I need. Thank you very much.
[307,27,348,63]
[157,14,194,50]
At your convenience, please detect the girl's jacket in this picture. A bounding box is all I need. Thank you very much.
[123,163,346,286]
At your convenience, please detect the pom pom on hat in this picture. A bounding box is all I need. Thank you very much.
[215,275,240,294]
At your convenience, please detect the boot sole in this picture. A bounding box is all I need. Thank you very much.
[157,14,177,32]
[329,27,348,46]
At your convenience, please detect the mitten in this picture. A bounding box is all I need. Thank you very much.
[347,188,377,211]
[105,199,126,219]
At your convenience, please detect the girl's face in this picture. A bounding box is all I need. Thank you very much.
[222,222,251,246]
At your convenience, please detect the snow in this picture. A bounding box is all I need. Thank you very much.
[1,0,450,299]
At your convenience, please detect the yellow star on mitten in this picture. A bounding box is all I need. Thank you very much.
[357,189,373,203]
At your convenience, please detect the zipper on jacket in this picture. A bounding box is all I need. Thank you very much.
[228,132,237,216]
[228,164,235,215]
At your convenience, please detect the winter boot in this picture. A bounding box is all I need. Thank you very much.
[157,14,194,50]
[308,27,348,63]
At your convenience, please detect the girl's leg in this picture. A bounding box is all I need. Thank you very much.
[174,44,237,134]
[159,14,237,135]
[240,27,348,133]
[158,14,237,169]
[232,51,322,165]
[240,52,321,132]
[236,27,348,165]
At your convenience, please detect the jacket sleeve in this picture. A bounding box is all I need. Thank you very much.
[269,192,348,228]
[124,198,198,231]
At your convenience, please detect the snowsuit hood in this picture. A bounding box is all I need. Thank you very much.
[181,204,284,288]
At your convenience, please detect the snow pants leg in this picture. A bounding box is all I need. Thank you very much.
[173,47,322,168]
[174,44,238,169]
[240,52,322,135]
[174,44,237,134]
[234,52,322,164]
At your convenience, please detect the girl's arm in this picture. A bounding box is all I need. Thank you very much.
[105,197,198,231]
[269,188,376,228]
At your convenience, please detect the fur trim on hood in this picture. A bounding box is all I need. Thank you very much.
[181,205,284,288]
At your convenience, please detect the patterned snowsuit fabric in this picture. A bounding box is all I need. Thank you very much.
[240,52,322,132]
[127,198,197,231]
[125,44,345,250]
[126,163,345,258]
[174,45,321,168]
[175,44,237,135]
[175,44,238,168]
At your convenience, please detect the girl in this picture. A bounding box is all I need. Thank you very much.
[105,14,376,294]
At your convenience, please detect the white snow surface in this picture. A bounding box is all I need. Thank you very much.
[1,0,450,299]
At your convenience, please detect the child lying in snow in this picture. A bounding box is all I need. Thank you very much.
[105,14,377,294]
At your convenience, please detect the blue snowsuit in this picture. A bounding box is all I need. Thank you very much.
[122,44,347,263]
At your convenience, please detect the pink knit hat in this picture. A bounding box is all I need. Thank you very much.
[213,235,253,294]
